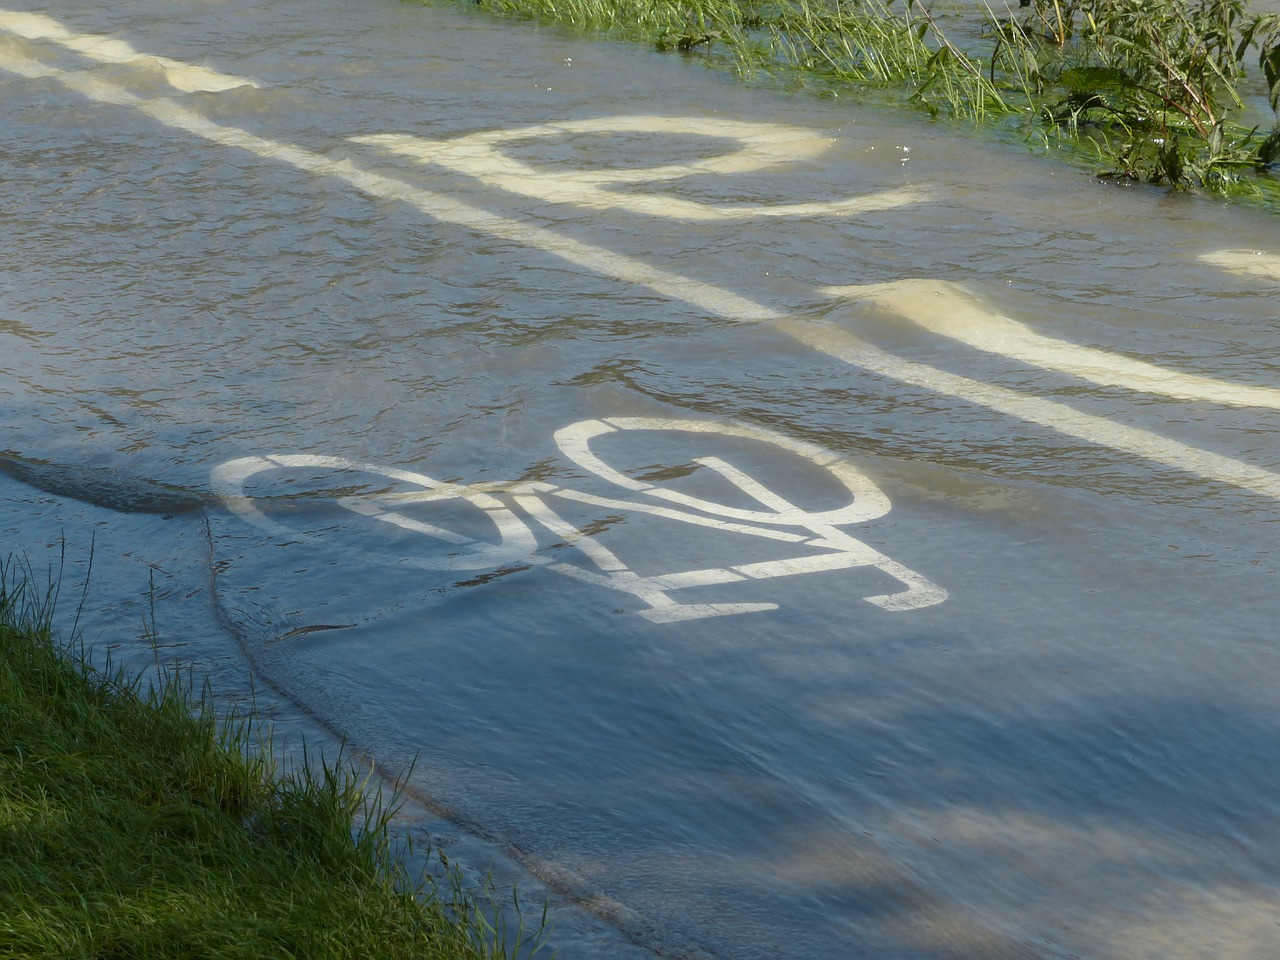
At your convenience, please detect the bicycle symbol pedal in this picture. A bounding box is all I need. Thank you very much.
[211,417,947,623]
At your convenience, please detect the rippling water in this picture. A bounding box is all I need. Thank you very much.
[3,1,1279,957]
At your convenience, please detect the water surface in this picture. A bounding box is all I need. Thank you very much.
[2,2,1279,957]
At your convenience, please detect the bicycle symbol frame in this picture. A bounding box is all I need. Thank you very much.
[211,417,947,623]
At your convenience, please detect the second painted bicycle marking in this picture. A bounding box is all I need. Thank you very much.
[211,418,948,623]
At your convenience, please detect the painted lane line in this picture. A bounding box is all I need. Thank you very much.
[824,278,1280,410]
[3,27,1278,503]
[0,7,260,92]
[0,54,781,324]
[1199,249,1280,283]
[778,317,1280,500]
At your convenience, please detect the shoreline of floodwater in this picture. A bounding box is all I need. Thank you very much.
[433,0,1280,205]
[0,560,544,960]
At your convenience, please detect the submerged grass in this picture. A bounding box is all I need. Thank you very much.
[471,0,1007,117]
[0,559,533,960]
[450,0,1280,205]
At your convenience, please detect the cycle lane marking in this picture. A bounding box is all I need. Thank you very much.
[212,418,948,621]
[3,17,1279,504]
[547,418,946,615]
[356,121,925,221]
[210,453,543,572]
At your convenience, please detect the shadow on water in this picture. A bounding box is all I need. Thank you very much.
[718,703,1280,958]
[210,529,1280,959]
[0,451,208,515]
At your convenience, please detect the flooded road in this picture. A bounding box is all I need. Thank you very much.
[3,1,1280,957]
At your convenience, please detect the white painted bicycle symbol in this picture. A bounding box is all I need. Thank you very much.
[211,417,946,624]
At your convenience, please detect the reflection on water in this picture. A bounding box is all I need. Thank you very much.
[2,0,1280,957]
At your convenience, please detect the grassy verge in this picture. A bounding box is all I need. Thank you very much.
[0,561,534,960]
[446,0,1280,204]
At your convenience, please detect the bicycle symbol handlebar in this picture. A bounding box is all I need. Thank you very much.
[211,417,947,624]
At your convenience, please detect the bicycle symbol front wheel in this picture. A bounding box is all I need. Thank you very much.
[552,417,893,528]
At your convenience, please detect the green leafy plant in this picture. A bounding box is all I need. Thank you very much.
[991,0,1280,187]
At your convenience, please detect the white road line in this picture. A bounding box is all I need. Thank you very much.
[1199,249,1280,283]
[0,47,779,322]
[824,278,1280,409]
[0,8,260,91]
[778,318,1280,500]
[3,19,1279,501]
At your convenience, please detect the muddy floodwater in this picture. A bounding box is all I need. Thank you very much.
[3,1,1280,958]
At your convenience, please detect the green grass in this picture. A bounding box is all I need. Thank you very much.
[446,0,1280,205]
[0,560,537,960]
[468,0,1008,118]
